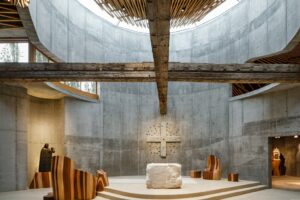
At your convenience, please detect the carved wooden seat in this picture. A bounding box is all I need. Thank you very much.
[29,172,52,189]
[228,173,239,182]
[190,170,201,178]
[203,155,221,180]
[74,169,97,200]
[96,169,109,192]
[51,156,75,200]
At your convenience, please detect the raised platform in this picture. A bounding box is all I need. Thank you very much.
[98,176,267,200]
[272,176,300,191]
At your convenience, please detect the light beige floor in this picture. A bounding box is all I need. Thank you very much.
[226,189,300,200]
[0,188,299,200]
[272,176,300,191]
[106,176,258,195]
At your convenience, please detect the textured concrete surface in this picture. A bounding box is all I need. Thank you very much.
[28,0,300,64]
[64,83,230,177]
[171,0,300,64]
[28,0,152,63]
[229,86,300,185]
[0,84,28,192]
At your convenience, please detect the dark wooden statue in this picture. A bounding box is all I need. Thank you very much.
[39,143,55,172]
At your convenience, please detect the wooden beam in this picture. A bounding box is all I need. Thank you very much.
[146,0,171,114]
[1,63,300,83]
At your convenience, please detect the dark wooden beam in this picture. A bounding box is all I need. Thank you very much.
[1,63,300,83]
[146,0,171,114]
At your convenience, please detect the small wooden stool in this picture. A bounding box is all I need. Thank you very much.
[228,173,239,182]
[43,192,54,200]
[190,170,201,178]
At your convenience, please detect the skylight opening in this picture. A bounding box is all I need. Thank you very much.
[78,0,240,33]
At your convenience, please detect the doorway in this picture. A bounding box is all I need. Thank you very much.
[270,136,300,190]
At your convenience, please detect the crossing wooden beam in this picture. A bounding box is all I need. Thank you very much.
[1,62,300,83]
[146,0,171,114]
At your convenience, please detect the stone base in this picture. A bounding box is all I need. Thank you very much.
[146,163,182,189]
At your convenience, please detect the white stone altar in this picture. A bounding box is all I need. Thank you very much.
[146,163,182,189]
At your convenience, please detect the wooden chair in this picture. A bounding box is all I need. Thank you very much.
[51,156,75,200]
[74,169,97,200]
[29,172,52,189]
[203,155,221,180]
[96,169,109,192]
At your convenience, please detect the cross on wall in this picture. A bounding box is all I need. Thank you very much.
[147,121,181,158]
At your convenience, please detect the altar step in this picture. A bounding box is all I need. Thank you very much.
[97,183,267,200]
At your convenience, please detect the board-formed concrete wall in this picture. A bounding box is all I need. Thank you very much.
[170,0,300,63]
[229,85,300,185]
[64,83,230,176]
[28,0,152,62]
[29,0,300,64]
[0,84,27,192]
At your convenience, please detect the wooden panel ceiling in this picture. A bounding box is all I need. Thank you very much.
[232,29,300,97]
[0,2,22,30]
[94,0,225,28]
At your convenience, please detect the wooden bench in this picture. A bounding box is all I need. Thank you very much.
[190,170,201,178]
[228,173,239,182]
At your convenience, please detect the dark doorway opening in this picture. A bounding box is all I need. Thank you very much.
[270,136,300,191]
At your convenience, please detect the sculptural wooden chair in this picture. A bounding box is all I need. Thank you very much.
[96,169,109,192]
[203,155,221,180]
[29,171,52,189]
[51,156,75,200]
[74,169,97,200]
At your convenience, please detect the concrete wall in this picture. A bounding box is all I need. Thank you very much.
[229,86,300,185]
[29,0,300,64]
[0,84,27,192]
[27,97,64,185]
[65,83,230,176]
[170,0,300,63]
[28,0,152,62]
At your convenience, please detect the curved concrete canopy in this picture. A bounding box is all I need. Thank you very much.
[26,0,300,64]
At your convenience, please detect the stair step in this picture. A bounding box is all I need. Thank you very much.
[186,185,268,200]
[98,191,139,200]
[97,185,267,200]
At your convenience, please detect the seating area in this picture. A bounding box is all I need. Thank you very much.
[189,155,239,182]
[29,156,109,200]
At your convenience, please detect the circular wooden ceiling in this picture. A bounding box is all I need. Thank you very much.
[94,0,226,28]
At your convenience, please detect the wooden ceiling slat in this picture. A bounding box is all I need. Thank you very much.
[94,0,227,28]
[0,2,22,30]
